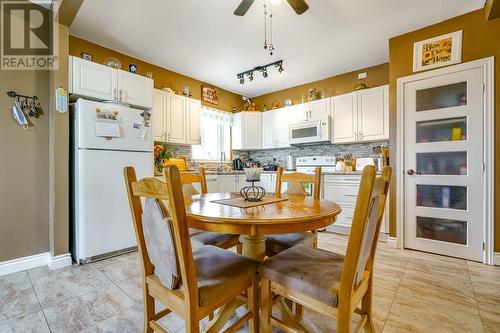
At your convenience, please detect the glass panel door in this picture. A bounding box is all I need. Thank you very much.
[404,67,484,261]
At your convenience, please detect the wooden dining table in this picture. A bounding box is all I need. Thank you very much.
[185,192,342,261]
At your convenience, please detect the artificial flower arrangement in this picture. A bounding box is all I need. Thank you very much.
[154,143,171,174]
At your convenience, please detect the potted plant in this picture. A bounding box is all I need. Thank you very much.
[154,143,171,175]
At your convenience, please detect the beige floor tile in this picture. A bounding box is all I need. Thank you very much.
[29,264,114,308]
[79,305,143,333]
[385,292,484,333]
[92,254,141,283]
[0,309,50,333]
[0,271,32,297]
[43,284,135,333]
[0,286,41,322]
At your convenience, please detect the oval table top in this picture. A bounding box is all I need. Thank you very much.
[185,192,342,235]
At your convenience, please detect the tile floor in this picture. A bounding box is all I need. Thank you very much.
[1,233,499,332]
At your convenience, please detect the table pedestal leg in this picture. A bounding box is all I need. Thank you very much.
[242,235,266,261]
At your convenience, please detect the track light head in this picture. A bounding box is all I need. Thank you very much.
[248,72,254,81]
[239,77,245,84]
[278,64,284,73]
[262,69,268,78]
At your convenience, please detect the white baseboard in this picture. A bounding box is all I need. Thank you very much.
[379,233,389,242]
[387,237,398,248]
[0,252,72,276]
[494,252,500,266]
[48,253,72,270]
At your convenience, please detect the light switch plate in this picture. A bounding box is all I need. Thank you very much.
[358,72,367,79]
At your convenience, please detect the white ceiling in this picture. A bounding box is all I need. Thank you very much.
[70,0,485,98]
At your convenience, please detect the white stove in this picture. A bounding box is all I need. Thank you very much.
[295,156,337,174]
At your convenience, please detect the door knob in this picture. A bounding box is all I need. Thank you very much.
[407,169,415,175]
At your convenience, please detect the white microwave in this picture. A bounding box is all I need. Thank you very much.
[289,116,331,145]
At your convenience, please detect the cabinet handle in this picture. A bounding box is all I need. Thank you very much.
[359,131,363,140]
[113,88,117,101]
[355,132,358,141]
[119,89,123,101]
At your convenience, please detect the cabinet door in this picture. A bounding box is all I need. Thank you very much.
[71,56,117,101]
[242,112,262,149]
[166,93,186,144]
[186,98,201,145]
[117,71,153,109]
[358,85,389,141]
[288,104,307,124]
[152,89,166,141]
[205,175,218,193]
[218,175,236,193]
[262,111,275,149]
[332,93,358,143]
[231,113,242,150]
[308,98,330,120]
[274,108,290,148]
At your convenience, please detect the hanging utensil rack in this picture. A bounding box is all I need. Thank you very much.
[7,91,38,103]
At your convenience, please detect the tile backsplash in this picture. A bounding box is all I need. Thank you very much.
[234,141,389,166]
[156,141,390,168]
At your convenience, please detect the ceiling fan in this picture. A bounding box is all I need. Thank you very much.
[234,0,309,16]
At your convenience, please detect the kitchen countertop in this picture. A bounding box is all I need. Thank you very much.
[155,169,369,177]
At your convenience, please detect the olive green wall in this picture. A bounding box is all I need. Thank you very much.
[69,36,245,112]
[0,69,50,261]
[252,63,389,110]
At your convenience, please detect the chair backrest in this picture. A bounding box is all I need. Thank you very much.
[164,157,188,171]
[341,166,392,291]
[180,167,207,200]
[124,166,198,302]
[275,166,321,199]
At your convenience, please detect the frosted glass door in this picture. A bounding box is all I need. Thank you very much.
[404,67,484,261]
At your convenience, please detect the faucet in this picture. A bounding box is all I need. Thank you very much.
[217,152,226,171]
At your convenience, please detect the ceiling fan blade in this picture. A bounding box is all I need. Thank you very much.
[234,0,255,16]
[286,0,309,15]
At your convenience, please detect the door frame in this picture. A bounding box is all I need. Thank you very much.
[396,57,495,264]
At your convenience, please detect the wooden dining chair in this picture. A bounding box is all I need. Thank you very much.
[260,166,392,333]
[265,166,322,257]
[179,167,241,251]
[164,157,188,171]
[124,165,259,333]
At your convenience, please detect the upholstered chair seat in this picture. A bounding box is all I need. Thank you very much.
[265,232,315,257]
[260,244,344,306]
[192,245,258,306]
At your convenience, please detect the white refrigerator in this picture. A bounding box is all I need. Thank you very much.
[72,99,153,263]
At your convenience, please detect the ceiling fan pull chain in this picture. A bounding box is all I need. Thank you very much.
[263,0,268,50]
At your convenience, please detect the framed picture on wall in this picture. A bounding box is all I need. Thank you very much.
[201,85,218,105]
[413,30,462,72]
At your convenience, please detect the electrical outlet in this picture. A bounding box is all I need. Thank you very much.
[358,72,367,79]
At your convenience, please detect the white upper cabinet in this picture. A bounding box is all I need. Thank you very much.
[152,89,166,141]
[357,85,389,142]
[331,85,389,143]
[232,112,262,150]
[71,56,117,101]
[117,71,153,109]
[261,108,291,149]
[288,104,308,124]
[166,93,186,144]
[186,98,201,145]
[153,89,201,145]
[332,92,358,143]
[274,108,290,148]
[262,110,275,149]
[306,98,330,120]
[69,56,153,109]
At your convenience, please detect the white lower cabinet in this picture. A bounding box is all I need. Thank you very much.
[322,174,388,234]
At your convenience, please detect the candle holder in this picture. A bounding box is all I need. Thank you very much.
[240,168,266,201]
[240,181,266,202]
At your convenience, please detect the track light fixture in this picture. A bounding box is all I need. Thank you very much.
[236,60,283,84]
